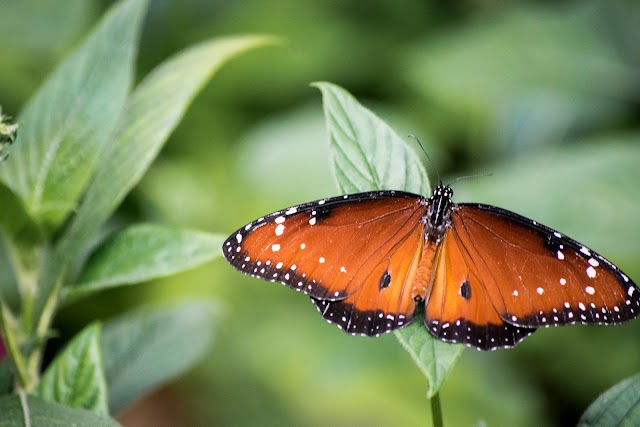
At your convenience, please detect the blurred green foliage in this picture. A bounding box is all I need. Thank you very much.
[1,0,639,426]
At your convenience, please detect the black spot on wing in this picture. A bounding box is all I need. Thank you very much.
[459,280,471,300]
[379,270,391,290]
[310,203,333,223]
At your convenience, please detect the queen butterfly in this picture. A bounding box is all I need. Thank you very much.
[223,184,639,351]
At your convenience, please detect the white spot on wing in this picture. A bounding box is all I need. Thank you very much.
[340,266,347,273]
[557,250,565,260]
[276,262,283,269]
[271,244,281,252]
[275,216,285,224]
[285,207,298,215]
[587,266,597,278]
[319,257,325,264]
[560,278,567,285]
[275,224,285,236]
[309,217,317,225]
[512,290,518,297]
[300,243,306,250]
[580,246,591,256]
[554,232,562,238]
[537,287,544,295]
[588,258,599,267]
[585,286,595,295]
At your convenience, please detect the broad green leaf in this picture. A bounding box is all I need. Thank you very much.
[0,0,148,231]
[102,301,216,412]
[0,394,119,427]
[36,323,108,415]
[315,82,463,396]
[313,81,429,196]
[65,225,224,302]
[55,35,279,268]
[578,372,640,426]
[395,308,464,398]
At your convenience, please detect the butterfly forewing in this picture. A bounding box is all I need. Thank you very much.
[223,191,427,302]
[312,225,434,336]
[453,204,640,328]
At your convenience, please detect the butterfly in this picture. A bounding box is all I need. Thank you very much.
[222,184,639,350]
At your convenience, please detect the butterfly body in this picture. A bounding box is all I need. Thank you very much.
[223,185,639,351]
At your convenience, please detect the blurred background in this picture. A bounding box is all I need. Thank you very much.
[1,0,640,425]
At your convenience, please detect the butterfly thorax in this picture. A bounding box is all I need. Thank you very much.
[424,185,454,243]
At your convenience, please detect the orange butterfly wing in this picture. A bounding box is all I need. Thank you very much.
[424,203,639,350]
[453,204,639,327]
[224,191,430,333]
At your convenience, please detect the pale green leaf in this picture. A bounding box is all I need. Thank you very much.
[65,225,223,302]
[578,373,640,426]
[0,0,148,231]
[36,323,108,415]
[102,301,216,412]
[394,310,464,398]
[55,35,280,266]
[313,81,429,195]
[0,394,119,427]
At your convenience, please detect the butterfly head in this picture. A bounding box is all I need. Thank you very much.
[424,184,454,242]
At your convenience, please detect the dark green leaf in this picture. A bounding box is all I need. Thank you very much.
[36,323,108,415]
[102,301,216,412]
[0,0,148,231]
[65,224,223,302]
[578,373,640,427]
[315,82,464,396]
[0,394,119,427]
[313,81,429,195]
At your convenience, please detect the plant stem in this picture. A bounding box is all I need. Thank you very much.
[0,303,30,390]
[430,391,443,427]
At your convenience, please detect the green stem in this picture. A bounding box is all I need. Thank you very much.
[430,392,443,427]
[0,303,31,390]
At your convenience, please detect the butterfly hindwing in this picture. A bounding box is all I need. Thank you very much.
[223,191,427,303]
[453,204,640,329]
[312,229,436,336]
[424,229,535,350]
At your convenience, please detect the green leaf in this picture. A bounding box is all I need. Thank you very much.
[0,0,148,231]
[101,301,216,412]
[313,81,429,195]
[0,394,119,427]
[65,225,224,302]
[36,323,108,415]
[55,35,280,268]
[315,82,463,396]
[394,308,464,398]
[578,372,640,426]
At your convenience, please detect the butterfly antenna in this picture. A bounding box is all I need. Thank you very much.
[407,134,443,186]
[446,172,493,187]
